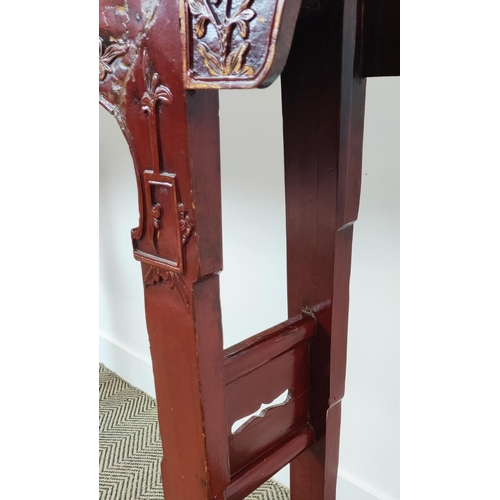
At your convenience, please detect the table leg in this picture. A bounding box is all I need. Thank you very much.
[281,0,366,497]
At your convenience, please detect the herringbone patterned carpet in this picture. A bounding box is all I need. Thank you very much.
[99,364,290,499]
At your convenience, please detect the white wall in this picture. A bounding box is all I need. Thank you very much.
[99,77,399,499]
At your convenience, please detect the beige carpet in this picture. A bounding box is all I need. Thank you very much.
[99,364,290,499]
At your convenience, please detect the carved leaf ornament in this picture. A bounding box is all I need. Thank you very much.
[144,266,190,308]
[99,37,128,81]
[178,203,194,245]
[141,58,174,114]
[188,0,256,76]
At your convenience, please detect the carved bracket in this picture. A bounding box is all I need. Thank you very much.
[132,52,195,275]
[182,0,302,89]
[134,172,194,273]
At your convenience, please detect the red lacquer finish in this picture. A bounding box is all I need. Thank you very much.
[280,0,367,495]
[99,0,398,497]
[226,426,316,500]
[224,315,316,384]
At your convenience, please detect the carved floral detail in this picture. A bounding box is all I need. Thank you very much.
[178,203,194,245]
[188,0,255,77]
[144,266,190,307]
[149,201,194,254]
[151,203,162,253]
[141,54,174,114]
[99,37,128,81]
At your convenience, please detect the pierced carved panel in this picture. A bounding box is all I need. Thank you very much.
[188,0,256,78]
[183,0,302,89]
[231,389,291,434]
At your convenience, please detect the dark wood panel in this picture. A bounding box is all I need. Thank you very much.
[360,0,400,77]
[281,0,367,497]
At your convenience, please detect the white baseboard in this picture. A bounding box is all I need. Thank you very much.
[99,333,156,397]
[272,466,385,500]
[337,473,382,500]
[338,468,398,500]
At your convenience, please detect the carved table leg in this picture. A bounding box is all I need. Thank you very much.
[281,0,366,498]
[136,80,231,499]
[137,86,231,499]
[99,2,231,496]
[137,85,230,499]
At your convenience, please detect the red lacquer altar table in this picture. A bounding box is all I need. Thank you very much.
[99,0,399,497]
